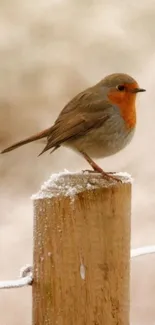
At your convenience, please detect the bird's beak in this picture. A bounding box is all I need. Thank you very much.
[131,88,146,93]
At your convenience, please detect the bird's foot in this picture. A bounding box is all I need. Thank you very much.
[82,169,97,174]
[80,151,121,183]
[82,169,121,182]
[95,169,121,182]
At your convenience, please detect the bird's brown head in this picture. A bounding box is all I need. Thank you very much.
[99,73,146,128]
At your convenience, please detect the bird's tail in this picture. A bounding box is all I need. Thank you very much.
[1,127,52,154]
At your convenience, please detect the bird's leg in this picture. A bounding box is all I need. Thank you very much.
[80,151,121,182]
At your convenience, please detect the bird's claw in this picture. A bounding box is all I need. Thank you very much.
[82,169,122,183]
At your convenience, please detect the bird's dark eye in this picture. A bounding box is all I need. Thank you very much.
[116,85,125,91]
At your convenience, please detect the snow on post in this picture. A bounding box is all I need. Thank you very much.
[32,170,132,325]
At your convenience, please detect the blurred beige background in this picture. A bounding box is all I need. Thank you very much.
[0,0,155,324]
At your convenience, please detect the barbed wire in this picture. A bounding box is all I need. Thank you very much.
[0,245,155,290]
[131,245,155,258]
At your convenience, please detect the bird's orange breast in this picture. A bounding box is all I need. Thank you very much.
[108,89,136,129]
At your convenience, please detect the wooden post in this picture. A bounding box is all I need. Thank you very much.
[32,171,132,325]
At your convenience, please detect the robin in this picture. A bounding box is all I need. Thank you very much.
[1,73,146,181]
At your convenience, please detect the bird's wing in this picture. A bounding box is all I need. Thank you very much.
[39,91,111,155]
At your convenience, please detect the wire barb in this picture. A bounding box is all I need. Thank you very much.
[0,264,33,290]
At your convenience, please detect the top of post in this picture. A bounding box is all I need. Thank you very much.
[31,170,133,200]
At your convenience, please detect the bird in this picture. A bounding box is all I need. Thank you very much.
[1,73,146,181]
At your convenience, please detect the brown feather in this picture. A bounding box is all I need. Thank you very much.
[38,89,112,155]
[1,127,52,154]
[1,83,111,155]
